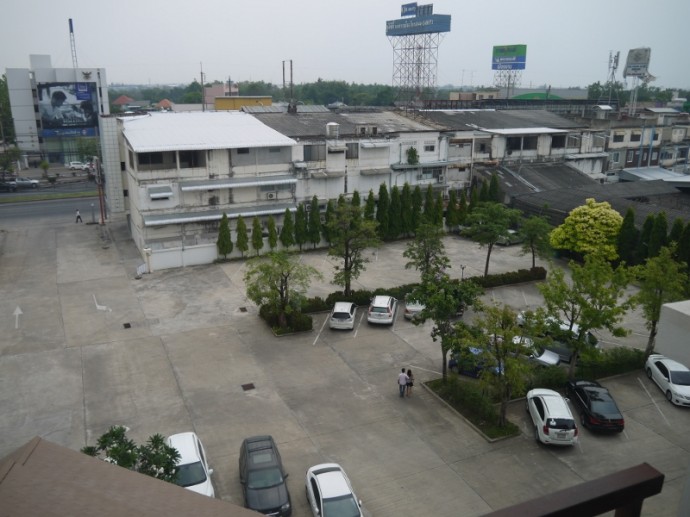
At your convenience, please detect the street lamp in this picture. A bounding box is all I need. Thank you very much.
[460,264,466,281]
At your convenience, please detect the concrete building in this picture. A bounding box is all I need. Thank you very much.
[5,55,109,167]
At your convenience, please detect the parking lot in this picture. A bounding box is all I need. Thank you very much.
[0,215,688,516]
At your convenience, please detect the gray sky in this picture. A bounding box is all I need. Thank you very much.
[2,0,689,90]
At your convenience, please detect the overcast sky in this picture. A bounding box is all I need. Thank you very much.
[2,0,689,90]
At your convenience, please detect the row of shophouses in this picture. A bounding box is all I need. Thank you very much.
[98,105,690,271]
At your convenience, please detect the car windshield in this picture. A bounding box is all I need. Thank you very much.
[247,467,284,489]
[590,398,619,415]
[371,307,388,313]
[174,461,207,488]
[670,370,690,386]
[323,494,360,517]
[332,312,352,320]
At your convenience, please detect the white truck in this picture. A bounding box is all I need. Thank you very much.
[655,300,690,366]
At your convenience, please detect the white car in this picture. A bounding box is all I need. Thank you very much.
[68,161,90,170]
[645,354,690,406]
[367,295,397,325]
[525,388,578,446]
[403,295,425,321]
[329,301,357,330]
[305,463,363,517]
[166,432,215,497]
[13,177,40,189]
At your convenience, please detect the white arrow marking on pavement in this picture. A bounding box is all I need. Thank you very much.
[93,294,112,312]
[13,306,23,329]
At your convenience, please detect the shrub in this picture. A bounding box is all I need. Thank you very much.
[576,346,645,379]
[258,305,313,335]
[472,267,547,288]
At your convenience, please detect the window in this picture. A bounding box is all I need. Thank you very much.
[479,143,487,153]
[613,133,625,143]
[269,147,281,153]
[304,144,326,161]
[237,148,250,154]
[346,143,359,159]
[551,135,566,149]
[424,144,435,152]
[179,150,203,168]
[611,152,620,163]
[631,132,641,142]
[138,152,163,166]
[653,132,660,141]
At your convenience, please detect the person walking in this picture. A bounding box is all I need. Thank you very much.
[406,369,415,397]
[397,368,409,398]
[75,209,83,223]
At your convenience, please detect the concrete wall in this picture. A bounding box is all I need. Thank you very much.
[656,300,690,365]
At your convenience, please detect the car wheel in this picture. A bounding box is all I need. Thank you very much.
[646,368,653,379]
[534,426,541,443]
[31,184,37,189]
[666,390,673,402]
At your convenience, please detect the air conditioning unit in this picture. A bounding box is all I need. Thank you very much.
[266,192,277,200]
[438,175,445,182]
[305,203,312,211]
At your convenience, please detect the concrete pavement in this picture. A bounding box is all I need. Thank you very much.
[0,215,687,516]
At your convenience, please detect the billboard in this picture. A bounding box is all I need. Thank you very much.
[401,2,417,16]
[492,45,527,71]
[623,47,651,78]
[38,82,99,137]
[386,14,451,36]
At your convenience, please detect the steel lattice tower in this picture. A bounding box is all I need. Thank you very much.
[493,69,522,98]
[389,32,444,105]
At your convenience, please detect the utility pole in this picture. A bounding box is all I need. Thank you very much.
[200,62,206,112]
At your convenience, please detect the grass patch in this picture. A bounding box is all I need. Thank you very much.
[426,376,520,440]
[0,190,98,203]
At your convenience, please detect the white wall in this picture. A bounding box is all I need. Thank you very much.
[656,300,690,365]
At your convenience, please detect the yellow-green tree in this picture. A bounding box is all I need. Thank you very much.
[550,198,623,260]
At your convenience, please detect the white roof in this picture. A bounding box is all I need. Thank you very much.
[483,127,568,135]
[121,111,296,152]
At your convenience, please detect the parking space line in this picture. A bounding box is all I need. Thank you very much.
[313,315,328,346]
[353,312,365,338]
[637,376,671,426]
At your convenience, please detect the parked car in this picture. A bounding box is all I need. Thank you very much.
[13,177,40,189]
[517,312,598,363]
[645,354,690,407]
[448,347,501,378]
[367,295,397,325]
[305,463,363,517]
[166,432,215,497]
[496,229,523,246]
[0,181,17,192]
[403,294,425,321]
[565,380,625,432]
[329,301,357,330]
[67,161,89,170]
[239,435,292,516]
[525,388,578,446]
[515,336,560,367]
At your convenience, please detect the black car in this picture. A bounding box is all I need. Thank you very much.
[0,181,17,192]
[565,380,624,432]
[239,435,292,516]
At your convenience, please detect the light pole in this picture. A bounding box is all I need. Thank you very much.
[460,264,466,281]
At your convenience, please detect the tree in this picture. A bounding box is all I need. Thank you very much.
[550,198,623,260]
[668,218,685,247]
[488,173,502,202]
[445,189,460,231]
[351,190,361,208]
[433,191,444,227]
[479,180,490,202]
[294,203,308,251]
[520,215,552,269]
[251,216,264,256]
[403,222,450,280]
[617,207,639,265]
[411,185,423,233]
[400,183,413,236]
[423,185,435,222]
[406,146,419,165]
[637,214,655,263]
[244,251,322,330]
[465,202,521,276]
[82,425,180,484]
[308,196,322,249]
[634,247,688,357]
[376,183,390,240]
[648,212,668,258]
[235,215,249,257]
[468,184,479,212]
[364,190,376,221]
[279,208,295,249]
[328,200,380,297]
[388,185,402,239]
[216,212,233,259]
[0,146,20,180]
[322,200,336,244]
[677,222,690,271]
[267,215,278,250]
[538,255,633,377]
[457,190,468,226]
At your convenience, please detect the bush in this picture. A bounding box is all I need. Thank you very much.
[258,305,313,335]
[472,267,546,288]
[525,365,569,394]
[576,346,645,379]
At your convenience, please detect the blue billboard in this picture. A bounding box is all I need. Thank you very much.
[401,3,417,16]
[386,14,451,36]
[38,82,99,138]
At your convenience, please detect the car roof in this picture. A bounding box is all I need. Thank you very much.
[311,463,351,498]
[649,354,689,371]
[333,302,354,311]
[167,432,200,465]
[371,295,393,305]
[244,435,280,467]
[529,389,573,418]
[572,380,602,389]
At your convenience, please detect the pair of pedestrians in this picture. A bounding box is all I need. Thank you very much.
[397,368,414,398]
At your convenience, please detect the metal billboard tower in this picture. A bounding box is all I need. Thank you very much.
[387,3,451,106]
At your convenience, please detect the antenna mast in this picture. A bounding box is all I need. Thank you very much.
[69,18,79,69]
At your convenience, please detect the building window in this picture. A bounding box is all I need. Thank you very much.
[346,143,359,159]
[269,147,281,153]
[424,144,435,152]
[551,135,566,149]
[631,132,641,142]
[179,150,203,168]
[613,133,625,143]
[304,144,326,161]
[611,152,620,163]
[237,148,250,154]
[653,132,660,141]
[138,152,163,166]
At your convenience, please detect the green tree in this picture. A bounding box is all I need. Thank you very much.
[406,146,419,165]
[423,185,435,222]
[244,251,322,330]
[0,75,16,144]
[648,212,668,258]
[308,196,322,249]
[465,202,522,276]
[0,146,21,179]
[488,173,502,202]
[550,198,623,260]
[279,208,295,249]
[458,190,468,226]
[328,201,380,297]
[637,215,655,263]
[323,200,336,243]
[364,190,376,221]
[433,191,444,227]
[479,180,490,202]
[445,189,460,231]
[216,212,233,259]
[677,223,690,271]
[388,185,402,239]
[538,255,633,378]
[400,183,413,236]
[82,426,180,484]
[267,215,278,250]
[403,222,450,281]
[294,203,308,251]
[235,215,249,257]
[411,185,423,233]
[468,184,479,212]
[634,247,688,357]
[376,183,390,240]
[251,216,264,256]
[668,218,685,247]
[520,215,552,269]
[351,190,361,208]
[617,207,639,265]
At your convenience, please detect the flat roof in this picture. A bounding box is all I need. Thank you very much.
[121,111,296,153]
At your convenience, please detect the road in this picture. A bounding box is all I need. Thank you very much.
[0,196,99,226]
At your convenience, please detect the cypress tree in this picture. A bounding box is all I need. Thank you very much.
[351,190,361,208]
[323,200,336,243]
[376,183,390,239]
[489,173,502,202]
[458,189,468,226]
[308,196,322,249]
[433,191,444,227]
[479,179,490,202]
[251,216,264,256]
[469,184,479,212]
[637,215,655,263]
[267,215,278,250]
[400,183,413,236]
[423,184,434,222]
[388,185,402,239]
[411,185,423,233]
[669,217,685,246]
[648,211,668,258]
[617,207,638,265]
[677,223,690,271]
[216,212,233,259]
[364,190,376,221]
[235,215,249,257]
[294,203,308,250]
[279,208,295,249]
